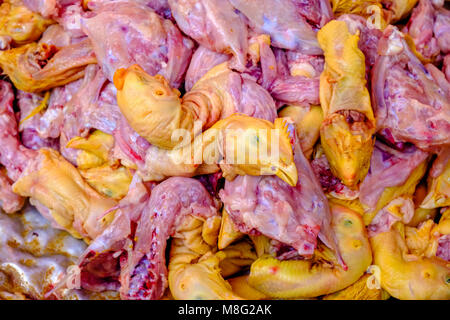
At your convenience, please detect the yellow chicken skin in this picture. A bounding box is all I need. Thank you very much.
[420,154,450,210]
[0,0,54,47]
[78,165,133,201]
[322,274,390,300]
[0,40,96,93]
[114,65,193,149]
[67,130,116,169]
[248,203,372,298]
[370,213,450,300]
[279,105,323,159]
[168,215,244,300]
[114,62,268,150]
[317,20,376,188]
[387,0,419,22]
[142,114,298,186]
[67,130,133,200]
[408,183,437,227]
[331,0,389,29]
[218,208,244,250]
[404,209,449,259]
[363,158,429,226]
[12,148,117,241]
[218,240,258,278]
[227,275,268,300]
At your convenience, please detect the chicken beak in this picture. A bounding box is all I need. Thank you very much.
[275,161,298,187]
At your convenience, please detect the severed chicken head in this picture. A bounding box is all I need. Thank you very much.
[318,20,376,188]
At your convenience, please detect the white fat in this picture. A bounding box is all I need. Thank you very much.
[386,30,405,55]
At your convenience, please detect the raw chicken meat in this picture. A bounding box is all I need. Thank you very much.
[359,141,429,213]
[372,26,450,151]
[229,0,325,54]
[220,129,339,259]
[81,1,193,87]
[169,0,248,70]
[124,177,218,300]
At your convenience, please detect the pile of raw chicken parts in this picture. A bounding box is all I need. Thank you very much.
[0,0,449,300]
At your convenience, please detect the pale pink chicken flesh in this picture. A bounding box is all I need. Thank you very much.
[372,26,450,151]
[219,131,339,260]
[169,0,248,71]
[80,1,193,87]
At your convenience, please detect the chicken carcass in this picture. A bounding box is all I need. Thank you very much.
[318,20,376,188]
[81,1,193,87]
[0,168,25,214]
[372,26,450,151]
[219,128,340,259]
[0,38,96,93]
[229,0,331,54]
[359,141,429,224]
[124,177,219,300]
[114,63,277,149]
[169,0,248,71]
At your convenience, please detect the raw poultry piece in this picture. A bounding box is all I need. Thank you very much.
[184,34,277,93]
[278,105,323,159]
[58,175,150,293]
[0,38,96,93]
[219,130,339,259]
[227,275,268,300]
[184,46,229,92]
[217,208,244,250]
[331,0,390,28]
[0,0,54,48]
[217,240,257,278]
[18,73,83,151]
[229,0,330,54]
[22,0,65,18]
[367,196,416,236]
[434,6,450,54]
[0,168,25,214]
[168,215,244,300]
[420,148,450,209]
[317,20,376,188]
[60,64,121,163]
[337,14,383,70]
[372,26,450,151]
[12,148,118,240]
[408,181,438,227]
[67,130,133,200]
[370,208,450,299]
[403,0,439,62]
[267,49,322,107]
[403,0,450,62]
[311,145,361,200]
[111,116,151,172]
[80,1,193,87]
[125,177,220,300]
[386,0,419,22]
[140,114,298,186]
[248,203,372,298]
[168,0,248,71]
[85,0,171,19]
[17,90,60,150]
[322,274,390,300]
[360,141,429,225]
[0,80,118,241]
[114,63,277,149]
[0,80,36,182]
[60,177,224,300]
